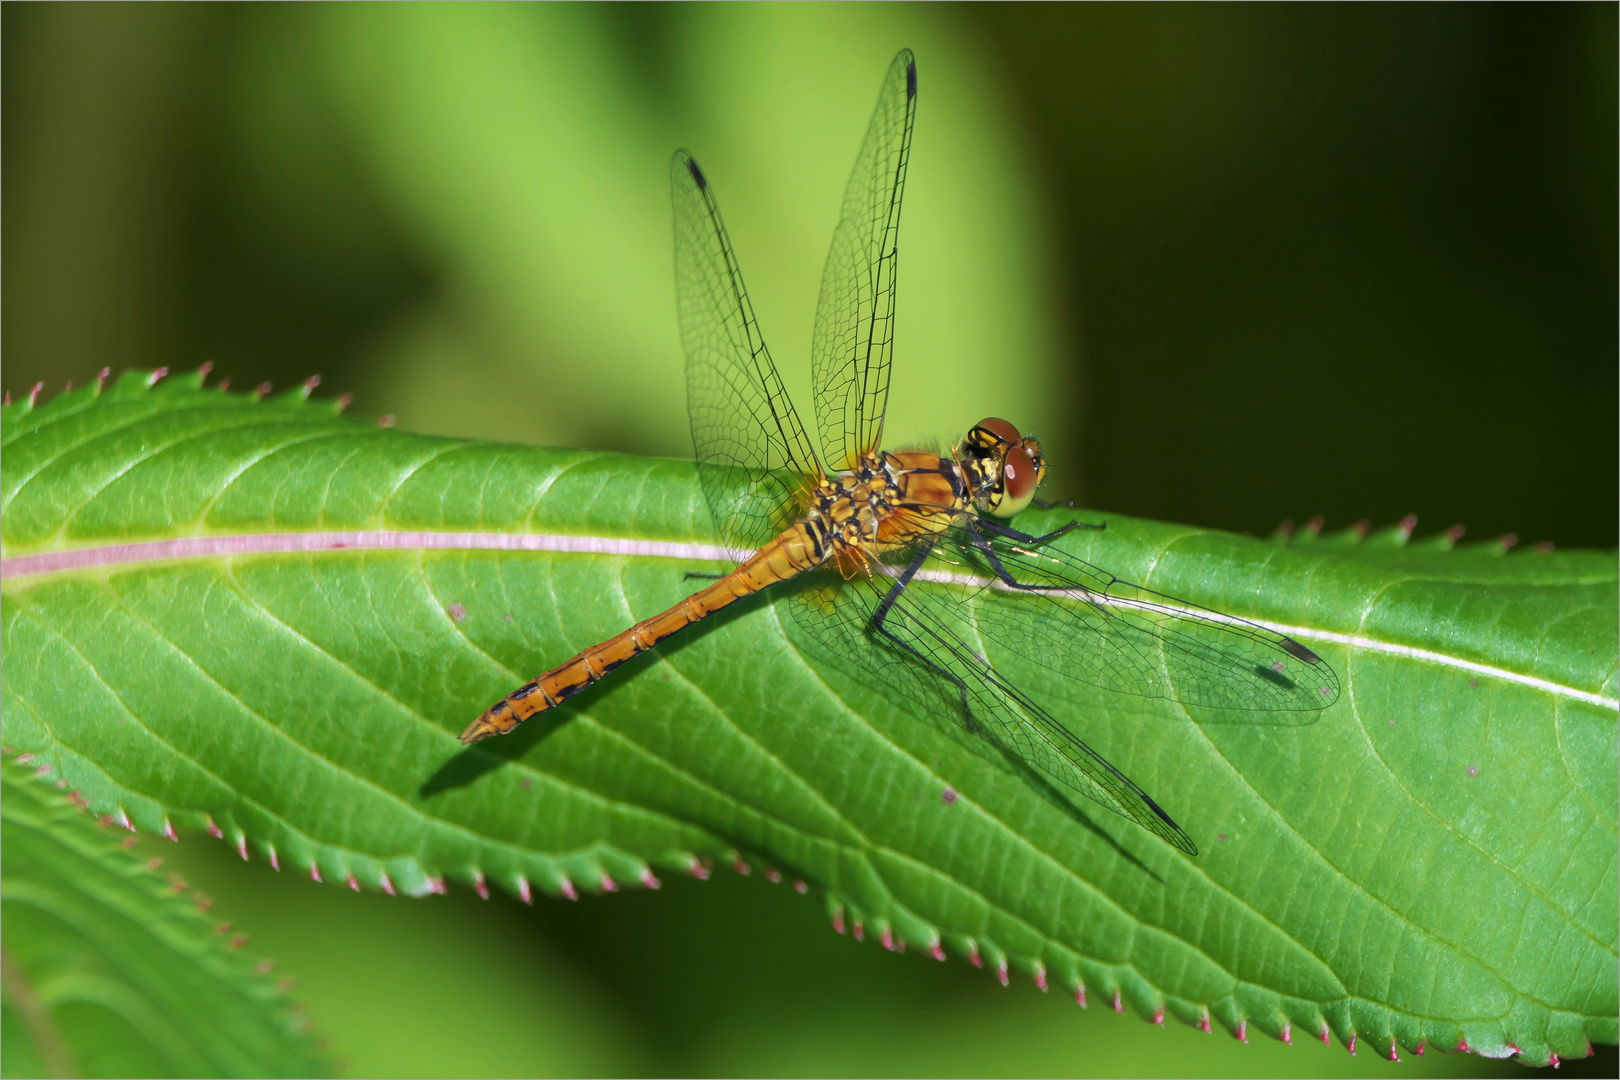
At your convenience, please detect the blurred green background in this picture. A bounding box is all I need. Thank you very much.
[3,2,1614,1076]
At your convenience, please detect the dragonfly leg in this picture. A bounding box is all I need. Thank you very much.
[871,541,935,624]
[1029,522,1084,544]
[978,516,1090,547]
[870,541,984,734]
[683,570,726,580]
[1031,496,1076,510]
[1004,508,1108,540]
[964,517,1083,592]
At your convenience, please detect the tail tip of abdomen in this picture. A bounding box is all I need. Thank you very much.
[458,718,493,744]
[461,680,551,743]
[459,704,512,744]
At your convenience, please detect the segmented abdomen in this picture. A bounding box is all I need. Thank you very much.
[458,524,820,742]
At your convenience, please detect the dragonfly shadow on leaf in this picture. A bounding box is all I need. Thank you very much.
[1179,672,1339,728]
[1026,768,1170,881]
[419,708,572,798]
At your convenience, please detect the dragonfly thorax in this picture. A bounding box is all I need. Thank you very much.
[812,453,906,547]
[799,450,973,572]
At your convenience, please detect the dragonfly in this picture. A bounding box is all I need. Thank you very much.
[461,50,1340,855]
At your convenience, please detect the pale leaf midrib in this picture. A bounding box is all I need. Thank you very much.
[4,529,1612,711]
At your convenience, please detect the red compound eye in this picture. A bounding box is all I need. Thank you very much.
[986,445,1038,518]
[1004,446,1038,501]
[976,417,1021,444]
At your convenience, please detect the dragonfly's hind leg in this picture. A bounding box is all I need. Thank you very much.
[873,613,983,734]
[870,542,935,623]
[684,570,726,580]
[870,541,983,733]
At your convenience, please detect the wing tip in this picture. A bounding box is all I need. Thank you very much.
[1280,636,1324,665]
[888,48,917,101]
[1280,637,1342,710]
[673,149,706,191]
[1142,793,1199,855]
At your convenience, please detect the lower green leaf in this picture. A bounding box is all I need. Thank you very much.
[0,756,328,1078]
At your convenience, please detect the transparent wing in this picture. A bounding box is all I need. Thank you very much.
[779,521,1343,854]
[783,565,1198,855]
[810,49,918,471]
[673,151,823,551]
[942,527,1343,712]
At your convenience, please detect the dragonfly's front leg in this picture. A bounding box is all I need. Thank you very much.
[1031,496,1093,513]
[965,516,1084,593]
[976,512,1101,552]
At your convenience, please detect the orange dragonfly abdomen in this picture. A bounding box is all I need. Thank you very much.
[459,523,824,743]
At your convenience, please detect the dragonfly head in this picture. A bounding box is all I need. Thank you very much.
[962,417,1046,518]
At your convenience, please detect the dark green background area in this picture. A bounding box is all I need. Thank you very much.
[5,3,1614,548]
[3,4,1614,1077]
[980,4,1617,548]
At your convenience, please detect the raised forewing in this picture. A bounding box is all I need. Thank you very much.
[673,151,823,551]
[810,49,918,471]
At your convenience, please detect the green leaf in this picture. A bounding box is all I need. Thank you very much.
[0,755,329,1078]
[2,370,1614,1067]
